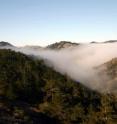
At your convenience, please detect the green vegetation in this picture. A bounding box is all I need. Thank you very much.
[0,49,116,124]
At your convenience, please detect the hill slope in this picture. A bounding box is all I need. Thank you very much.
[0,49,116,124]
[98,58,117,93]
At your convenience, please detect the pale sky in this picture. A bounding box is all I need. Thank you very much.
[0,0,117,46]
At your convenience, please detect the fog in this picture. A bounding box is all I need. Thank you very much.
[1,43,117,93]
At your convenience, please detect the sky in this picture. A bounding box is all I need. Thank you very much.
[0,0,117,46]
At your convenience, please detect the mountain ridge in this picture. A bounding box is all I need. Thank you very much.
[46,41,80,49]
[0,41,13,47]
[1,40,117,50]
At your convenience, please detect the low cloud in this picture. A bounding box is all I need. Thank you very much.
[1,43,117,93]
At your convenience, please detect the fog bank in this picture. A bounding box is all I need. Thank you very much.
[1,43,117,93]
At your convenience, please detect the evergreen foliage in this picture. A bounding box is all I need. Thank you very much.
[0,49,116,124]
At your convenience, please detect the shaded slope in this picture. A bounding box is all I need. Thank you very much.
[0,49,116,124]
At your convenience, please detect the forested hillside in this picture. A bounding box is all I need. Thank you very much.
[0,49,116,124]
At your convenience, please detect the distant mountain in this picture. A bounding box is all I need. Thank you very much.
[46,41,79,49]
[90,40,117,44]
[0,41,13,47]
[104,40,117,43]
[90,41,98,44]
[1,40,117,50]
[23,45,43,50]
